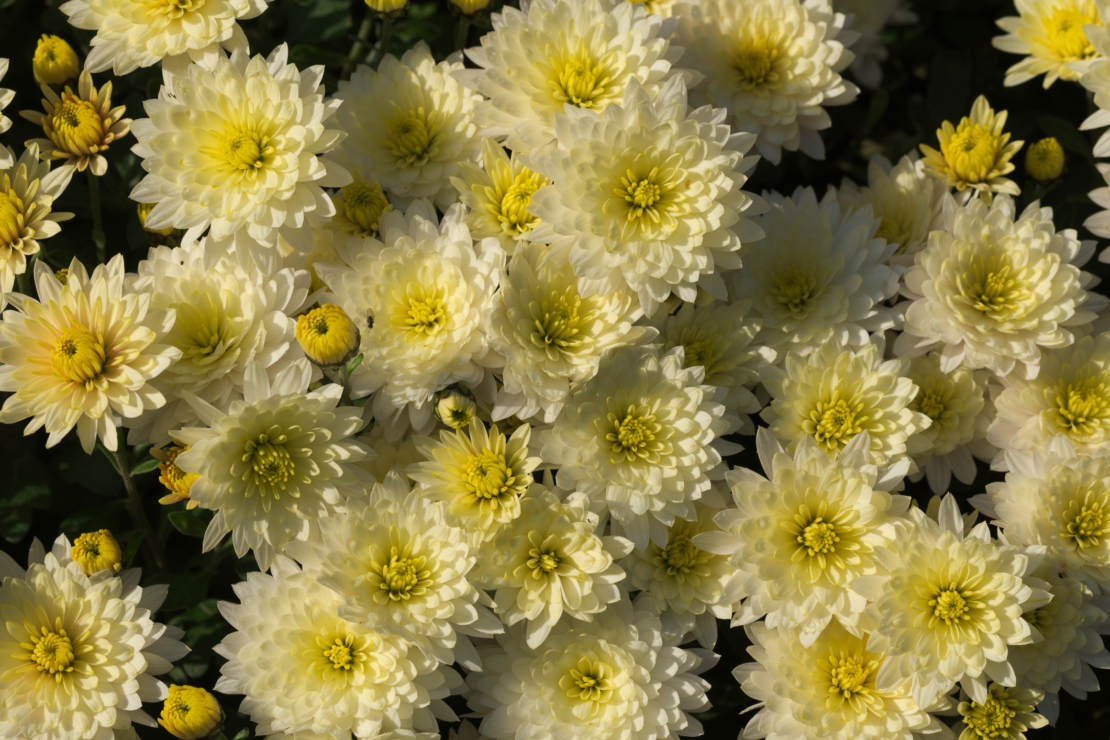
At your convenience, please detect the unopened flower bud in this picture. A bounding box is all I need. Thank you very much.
[435,387,477,429]
[1025,137,1065,183]
[296,304,361,366]
[365,0,409,18]
[449,0,493,16]
[33,35,80,87]
[71,530,123,575]
[159,685,225,740]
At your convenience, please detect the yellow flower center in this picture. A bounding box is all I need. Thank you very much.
[875,216,911,249]
[682,338,719,372]
[828,654,874,699]
[1043,6,1099,60]
[963,693,1018,738]
[550,45,614,109]
[528,547,561,574]
[376,547,429,601]
[943,120,1005,185]
[396,284,448,336]
[532,289,587,349]
[957,255,1028,319]
[1023,607,1051,629]
[1062,497,1109,550]
[560,658,616,714]
[930,587,971,624]
[799,517,840,556]
[613,167,683,233]
[158,445,199,499]
[337,180,392,237]
[387,108,441,166]
[71,529,122,575]
[243,432,294,492]
[809,396,866,452]
[732,34,781,88]
[296,304,360,366]
[216,129,273,177]
[493,169,546,236]
[658,532,708,577]
[47,98,104,155]
[463,449,515,502]
[0,190,27,249]
[148,0,205,18]
[51,325,106,386]
[771,267,819,313]
[322,635,358,671]
[24,620,76,676]
[606,406,664,463]
[1052,375,1110,438]
[54,268,70,285]
[913,387,950,425]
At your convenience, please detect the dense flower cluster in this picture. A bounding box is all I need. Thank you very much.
[6,1,1110,739]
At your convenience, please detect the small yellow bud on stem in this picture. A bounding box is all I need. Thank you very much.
[1025,137,1065,183]
[159,685,226,740]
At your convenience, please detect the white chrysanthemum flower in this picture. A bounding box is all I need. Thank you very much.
[214,556,460,739]
[0,144,74,302]
[730,187,899,356]
[760,338,931,470]
[834,0,917,88]
[836,153,947,267]
[1006,559,1110,703]
[539,344,733,550]
[624,496,736,649]
[317,201,502,439]
[993,0,1108,88]
[489,243,654,424]
[703,431,910,645]
[123,240,309,446]
[905,352,995,495]
[989,333,1110,466]
[0,60,11,168]
[333,42,482,211]
[973,436,1110,594]
[735,620,955,740]
[0,256,179,453]
[0,536,188,740]
[170,359,371,571]
[674,0,860,164]
[526,76,764,317]
[465,599,711,740]
[953,683,1048,740]
[896,195,1104,379]
[649,299,775,431]
[407,419,542,543]
[60,0,270,76]
[1083,163,1110,251]
[857,495,1051,707]
[475,485,632,648]
[129,44,350,274]
[284,471,502,668]
[456,0,688,154]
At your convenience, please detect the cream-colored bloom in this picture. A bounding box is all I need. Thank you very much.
[954,683,1048,740]
[735,620,954,740]
[317,201,502,439]
[456,0,688,154]
[0,535,188,740]
[284,471,501,668]
[919,96,1023,203]
[761,338,931,470]
[171,359,371,571]
[527,77,765,317]
[124,240,310,446]
[1084,163,1110,253]
[1076,27,1110,158]
[1006,559,1110,699]
[408,419,541,542]
[990,333,1110,463]
[705,431,910,644]
[129,45,350,273]
[836,153,947,266]
[675,0,859,164]
[214,556,458,739]
[974,436,1110,594]
[994,0,1108,87]
[61,0,269,75]
[835,0,917,88]
[731,187,899,356]
[451,138,549,254]
[905,352,995,495]
[895,196,1104,380]
[465,599,711,740]
[540,344,733,550]
[624,497,735,648]
[0,145,74,301]
[859,495,1051,707]
[0,60,12,167]
[333,42,481,210]
[0,257,179,453]
[489,243,653,424]
[475,485,632,648]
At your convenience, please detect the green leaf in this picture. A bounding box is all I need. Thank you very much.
[122,532,143,569]
[130,455,161,475]
[1036,115,1094,162]
[346,352,364,375]
[158,572,211,611]
[863,89,889,135]
[232,729,251,740]
[168,510,208,538]
[0,484,51,543]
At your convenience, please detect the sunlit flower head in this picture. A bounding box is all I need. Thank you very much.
[993,0,1108,88]
[456,0,688,154]
[22,70,131,176]
[919,96,1023,203]
[895,196,1104,380]
[159,685,225,740]
[954,683,1048,740]
[834,0,917,88]
[328,173,393,242]
[674,0,859,164]
[32,35,79,86]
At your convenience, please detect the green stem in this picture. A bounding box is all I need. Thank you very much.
[366,17,394,70]
[112,445,167,572]
[16,268,32,297]
[88,171,106,264]
[455,16,471,52]
[340,13,375,81]
[337,365,352,406]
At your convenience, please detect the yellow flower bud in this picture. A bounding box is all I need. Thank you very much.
[449,0,493,15]
[296,304,361,366]
[33,35,80,87]
[154,445,201,508]
[54,268,69,285]
[137,202,175,237]
[1025,137,1065,183]
[435,387,478,429]
[70,530,123,575]
[365,0,409,17]
[159,685,225,740]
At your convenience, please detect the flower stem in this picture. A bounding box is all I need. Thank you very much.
[366,17,394,70]
[112,444,167,572]
[88,171,106,264]
[455,17,471,52]
[16,268,32,298]
[341,13,375,81]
